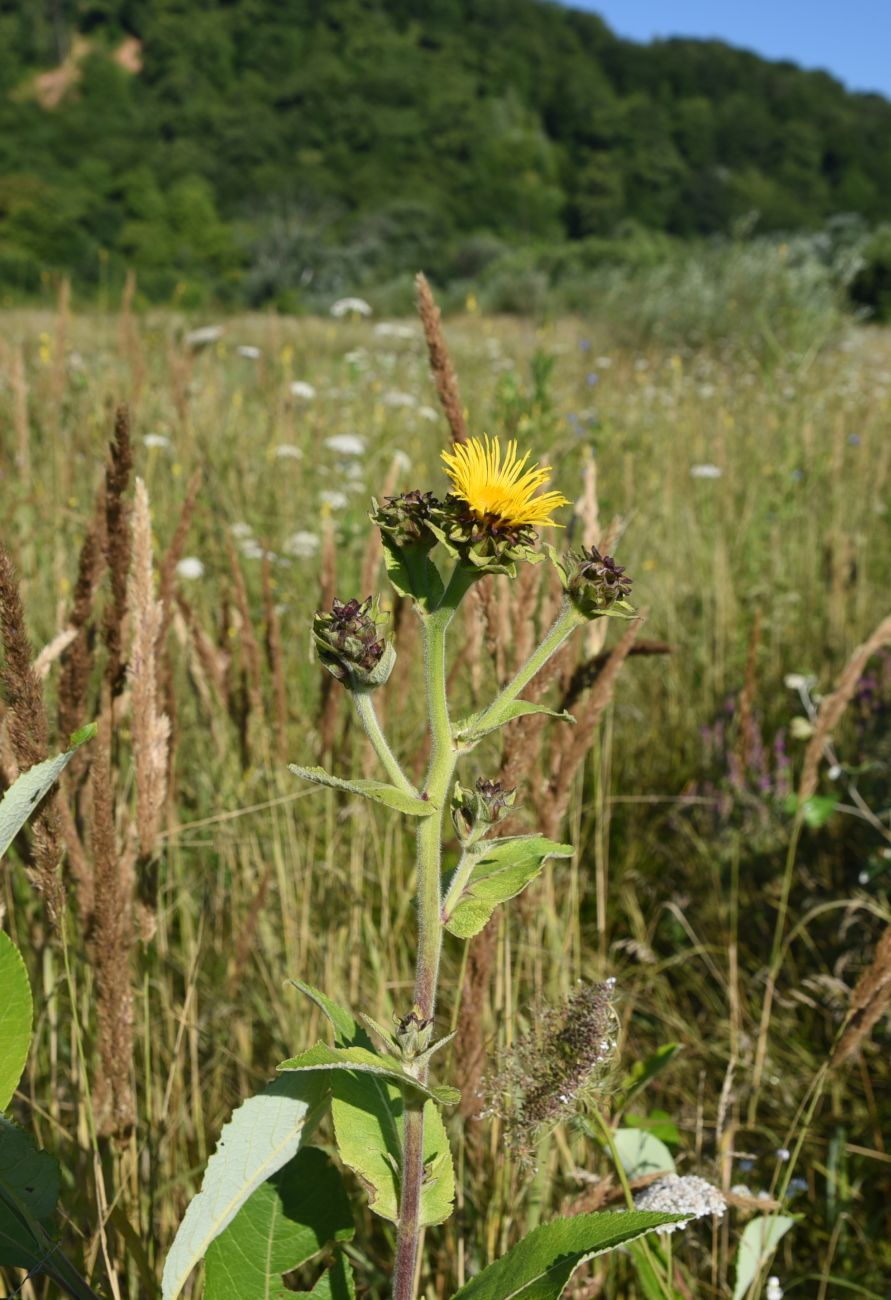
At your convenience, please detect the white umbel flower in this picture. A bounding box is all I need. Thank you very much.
[374,322,416,339]
[633,1174,726,1234]
[143,434,171,449]
[331,297,372,318]
[185,324,223,348]
[319,489,348,510]
[690,463,723,479]
[766,1278,783,1300]
[325,434,365,456]
[176,556,205,580]
[283,531,320,559]
[290,380,317,400]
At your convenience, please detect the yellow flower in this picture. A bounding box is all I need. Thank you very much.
[441,435,569,531]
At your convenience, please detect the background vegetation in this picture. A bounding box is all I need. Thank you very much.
[0,274,889,1294]
[2,1,891,1295]
[2,0,891,314]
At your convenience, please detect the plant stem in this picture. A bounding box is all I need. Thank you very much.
[441,845,480,924]
[393,582,464,1300]
[469,599,583,736]
[748,812,804,1124]
[351,687,416,794]
[393,1100,426,1300]
[593,1111,673,1300]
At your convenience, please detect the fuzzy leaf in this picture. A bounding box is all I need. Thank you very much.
[450,1210,688,1298]
[204,1148,353,1300]
[161,1074,328,1300]
[0,724,96,859]
[612,1128,677,1179]
[732,1215,796,1300]
[454,701,574,745]
[379,535,445,613]
[331,1073,454,1226]
[278,1042,460,1108]
[0,932,32,1112]
[288,980,372,1050]
[444,837,574,939]
[289,766,433,818]
[0,1116,60,1266]
[292,1250,357,1299]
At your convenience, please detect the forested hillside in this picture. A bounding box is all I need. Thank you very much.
[2,0,891,304]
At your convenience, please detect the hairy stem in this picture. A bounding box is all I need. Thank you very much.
[470,599,583,735]
[351,686,416,794]
[393,1101,427,1300]
[441,845,481,925]
[393,583,463,1300]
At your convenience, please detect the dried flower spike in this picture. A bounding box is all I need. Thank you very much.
[482,980,616,1158]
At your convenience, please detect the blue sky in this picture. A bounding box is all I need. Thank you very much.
[565,1,891,98]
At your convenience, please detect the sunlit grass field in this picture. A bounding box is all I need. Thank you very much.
[1,294,890,1297]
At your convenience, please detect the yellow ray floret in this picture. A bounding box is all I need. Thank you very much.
[441,435,570,530]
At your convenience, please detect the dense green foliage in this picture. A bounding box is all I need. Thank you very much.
[3,0,891,306]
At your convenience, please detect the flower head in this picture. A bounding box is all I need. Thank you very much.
[550,544,635,621]
[633,1174,726,1234]
[313,596,394,688]
[441,435,569,533]
[451,777,518,845]
[372,490,441,551]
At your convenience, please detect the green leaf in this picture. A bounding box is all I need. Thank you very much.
[782,793,838,828]
[627,1241,682,1300]
[0,1116,60,1267]
[331,1071,454,1226]
[612,1128,677,1180]
[0,724,96,859]
[454,701,575,746]
[0,932,32,1112]
[204,1148,353,1300]
[623,1111,680,1147]
[450,1210,688,1298]
[288,980,372,1050]
[618,1044,682,1106]
[379,535,445,613]
[444,837,574,939]
[277,1042,460,1108]
[161,1074,328,1300]
[292,1250,357,1299]
[289,766,434,818]
[732,1215,796,1300]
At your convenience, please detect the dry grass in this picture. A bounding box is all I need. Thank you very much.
[0,297,890,1297]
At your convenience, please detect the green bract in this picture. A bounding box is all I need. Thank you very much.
[427,497,545,577]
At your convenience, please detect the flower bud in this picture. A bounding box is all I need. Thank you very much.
[451,777,518,845]
[562,545,634,619]
[371,490,440,551]
[394,1008,434,1061]
[313,596,395,688]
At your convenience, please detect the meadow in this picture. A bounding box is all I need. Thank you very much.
[1,281,890,1298]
